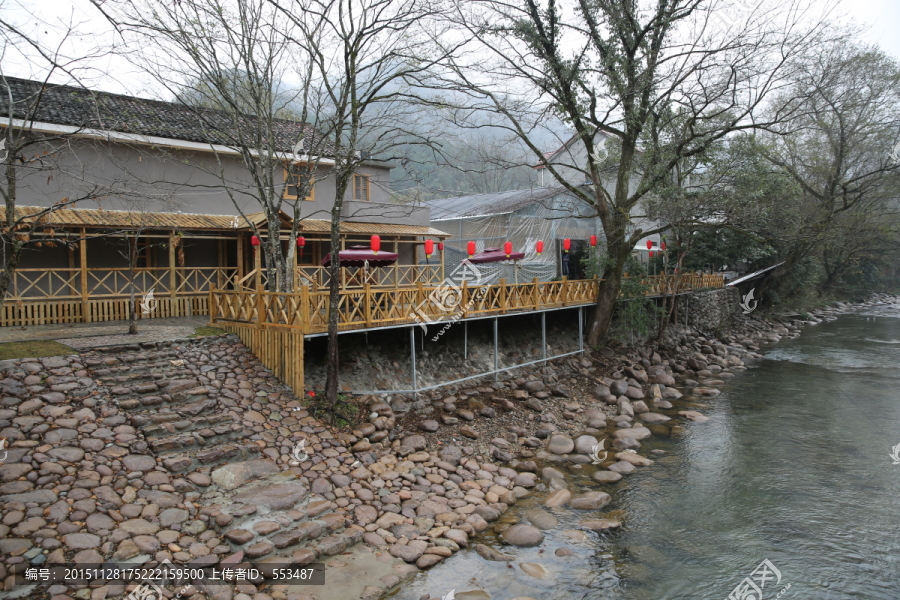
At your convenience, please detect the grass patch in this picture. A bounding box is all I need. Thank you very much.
[0,340,75,361]
[193,326,226,338]
[305,393,361,428]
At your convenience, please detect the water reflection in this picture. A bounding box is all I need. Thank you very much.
[390,309,900,600]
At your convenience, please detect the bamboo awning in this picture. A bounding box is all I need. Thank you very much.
[3,206,450,237]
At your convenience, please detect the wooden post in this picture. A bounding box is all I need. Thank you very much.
[256,284,265,325]
[237,234,245,284]
[168,232,177,298]
[79,228,89,323]
[254,245,261,290]
[461,279,469,318]
[209,284,217,325]
[532,277,539,310]
[499,278,507,313]
[364,283,372,326]
[416,281,424,311]
[300,284,310,334]
[561,275,568,306]
[291,241,299,291]
[440,239,446,284]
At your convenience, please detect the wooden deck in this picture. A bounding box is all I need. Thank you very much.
[210,273,725,335]
[210,273,724,395]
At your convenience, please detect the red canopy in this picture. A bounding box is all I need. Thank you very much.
[468,247,526,264]
[321,245,398,268]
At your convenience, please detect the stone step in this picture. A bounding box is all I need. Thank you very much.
[205,492,361,567]
[161,442,262,473]
[133,411,238,436]
[148,423,247,455]
[117,392,215,416]
[95,366,194,384]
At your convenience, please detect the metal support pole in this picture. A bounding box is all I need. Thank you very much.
[578,306,584,353]
[464,320,468,361]
[410,327,417,399]
[493,317,499,384]
[541,312,547,360]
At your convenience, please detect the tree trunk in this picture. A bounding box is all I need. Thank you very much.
[324,175,348,413]
[587,248,628,346]
[0,241,22,314]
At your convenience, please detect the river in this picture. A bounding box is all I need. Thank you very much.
[389,305,900,600]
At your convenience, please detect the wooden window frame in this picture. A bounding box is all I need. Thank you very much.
[353,173,371,201]
[283,164,316,201]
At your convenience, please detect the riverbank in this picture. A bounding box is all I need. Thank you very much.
[0,294,892,600]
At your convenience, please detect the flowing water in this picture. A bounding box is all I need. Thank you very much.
[390,306,900,600]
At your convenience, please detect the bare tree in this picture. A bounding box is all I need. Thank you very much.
[430,0,834,344]
[273,0,457,411]
[0,9,128,310]
[94,0,329,293]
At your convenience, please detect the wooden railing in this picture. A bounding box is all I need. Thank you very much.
[296,264,443,289]
[211,273,724,335]
[5,267,239,300]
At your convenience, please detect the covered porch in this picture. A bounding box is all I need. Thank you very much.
[1,206,449,326]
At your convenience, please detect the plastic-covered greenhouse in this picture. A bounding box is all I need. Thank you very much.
[425,186,604,284]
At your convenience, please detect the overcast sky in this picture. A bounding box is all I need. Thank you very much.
[1,0,898,97]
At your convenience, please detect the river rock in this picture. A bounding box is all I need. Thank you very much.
[625,386,645,400]
[617,398,634,418]
[610,380,629,396]
[639,412,671,424]
[591,471,623,483]
[547,434,574,454]
[631,400,649,414]
[612,426,651,440]
[543,489,571,507]
[500,524,544,547]
[608,461,636,474]
[615,452,653,466]
[574,435,599,454]
[524,509,559,530]
[569,491,611,510]
[520,562,549,578]
[475,543,514,561]
[679,410,710,422]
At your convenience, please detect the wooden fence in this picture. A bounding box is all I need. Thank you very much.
[1,266,235,326]
[210,273,725,335]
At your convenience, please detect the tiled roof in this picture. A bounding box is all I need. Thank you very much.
[0,76,332,155]
[3,206,449,237]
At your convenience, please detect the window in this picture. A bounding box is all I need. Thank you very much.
[353,173,371,201]
[283,165,315,201]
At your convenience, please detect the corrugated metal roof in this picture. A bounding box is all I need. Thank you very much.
[3,206,449,236]
[425,186,576,220]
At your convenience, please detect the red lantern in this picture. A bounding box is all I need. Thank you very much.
[590,235,597,247]
[646,239,653,250]
[296,236,306,248]
[536,240,544,255]
[504,241,513,257]
[250,235,260,247]
[370,234,381,255]
[424,239,434,257]
[438,242,444,252]
[649,251,655,258]
[467,241,476,257]
[563,238,571,252]
[661,241,666,251]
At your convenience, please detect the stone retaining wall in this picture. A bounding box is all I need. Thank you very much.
[683,287,741,332]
